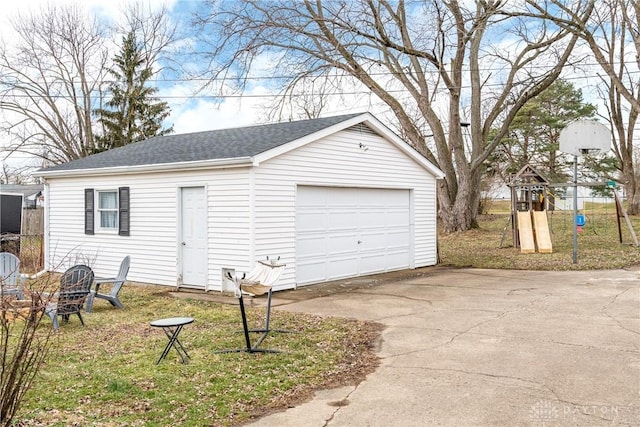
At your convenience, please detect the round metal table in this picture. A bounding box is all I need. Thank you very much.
[150,316,194,364]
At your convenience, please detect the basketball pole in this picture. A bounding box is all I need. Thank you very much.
[558,119,611,265]
[572,154,578,264]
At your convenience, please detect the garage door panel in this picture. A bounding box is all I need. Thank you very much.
[359,230,387,251]
[327,233,358,254]
[385,189,410,204]
[387,210,410,226]
[359,254,387,274]
[296,186,412,285]
[357,189,381,205]
[359,188,407,205]
[326,256,360,280]
[387,251,412,270]
[329,189,358,206]
[359,210,386,226]
[388,229,411,248]
[328,210,358,230]
[358,200,384,209]
[297,211,327,231]
[297,186,327,205]
[296,261,328,283]
[297,235,326,258]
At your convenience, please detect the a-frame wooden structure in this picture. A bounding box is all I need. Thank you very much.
[507,165,552,252]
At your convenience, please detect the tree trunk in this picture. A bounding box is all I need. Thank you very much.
[438,168,481,232]
[626,175,640,215]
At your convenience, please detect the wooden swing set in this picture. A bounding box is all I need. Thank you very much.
[503,164,639,250]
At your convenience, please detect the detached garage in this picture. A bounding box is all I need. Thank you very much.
[35,113,443,291]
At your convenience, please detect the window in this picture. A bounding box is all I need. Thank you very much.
[98,191,118,230]
[85,187,130,236]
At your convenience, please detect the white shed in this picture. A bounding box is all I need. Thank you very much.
[35,113,444,291]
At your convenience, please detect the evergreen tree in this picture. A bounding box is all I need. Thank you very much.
[502,79,597,183]
[95,31,173,152]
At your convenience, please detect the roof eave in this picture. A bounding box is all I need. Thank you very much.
[360,116,445,179]
[251,113,372,165]
[34,157,254,178]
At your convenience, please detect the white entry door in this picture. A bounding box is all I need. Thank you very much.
[180,186,207,287]
[296,186,412,285]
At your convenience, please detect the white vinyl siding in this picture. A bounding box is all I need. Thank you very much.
[207,172,252,290]
[45,168,251,289]
[44,123,438,291]
[254,128,437,288]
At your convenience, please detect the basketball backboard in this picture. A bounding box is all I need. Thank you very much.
[559,120,610,156]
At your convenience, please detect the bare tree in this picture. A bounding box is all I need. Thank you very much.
[594,1,638,214]
[600,77,639,214]
[527,1,639,214]
[1,281,56,427]
[0,3,178,167]
[0,4,110,165]
[528,0,639,114]
[194,0,588,231]
[0,163,33,185]
[266,72,354,121]
[117,2,178,73]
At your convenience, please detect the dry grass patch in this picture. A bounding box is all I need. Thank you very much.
[15,285,382,427]
[12,210,639,426]
[439,212,640,270]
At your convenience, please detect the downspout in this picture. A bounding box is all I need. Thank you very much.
[42,180,50,274]
[249,166,256,268]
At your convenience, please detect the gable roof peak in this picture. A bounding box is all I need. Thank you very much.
[36,113,368,175]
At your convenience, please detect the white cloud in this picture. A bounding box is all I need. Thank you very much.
[171,98,262,134]
[1,0,177,22]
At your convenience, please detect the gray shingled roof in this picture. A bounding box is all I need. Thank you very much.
[0,184,44,197]
[40,113,363,173]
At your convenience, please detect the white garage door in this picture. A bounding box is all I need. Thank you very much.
[296,186,412,285]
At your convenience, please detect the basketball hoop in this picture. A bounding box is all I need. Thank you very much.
[559,120,610,156]
[559,120,611,264]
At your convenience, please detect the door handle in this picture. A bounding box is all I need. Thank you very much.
[357,240,362,244]
[181,242,186,246]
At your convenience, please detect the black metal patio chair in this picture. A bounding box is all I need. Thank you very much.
[44,265,94,330]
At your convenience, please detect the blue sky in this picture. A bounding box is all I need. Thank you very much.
[1,0,636,169]
[0,0,302,167]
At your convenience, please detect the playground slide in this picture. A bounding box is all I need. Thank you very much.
[532,211,553,253]
[517,211,536,254]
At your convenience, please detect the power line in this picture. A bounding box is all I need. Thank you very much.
[3,70,636,102]
[2,57,636,88]
[148,64,640,85]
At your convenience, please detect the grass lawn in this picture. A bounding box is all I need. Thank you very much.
[439,210,640,270]
[8,207,640,426]
[12,284,380,426]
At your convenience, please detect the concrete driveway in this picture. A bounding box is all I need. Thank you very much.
[247,267,640,427]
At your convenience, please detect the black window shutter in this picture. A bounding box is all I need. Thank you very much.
[118,187,130,236]
[84,189,94,235]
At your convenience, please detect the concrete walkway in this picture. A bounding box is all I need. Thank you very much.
[246,267,640,427]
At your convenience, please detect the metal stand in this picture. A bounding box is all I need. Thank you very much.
[246,288,296,336]
[150,317,194,364]
[158,325,190,363]
[214,273,281,354]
